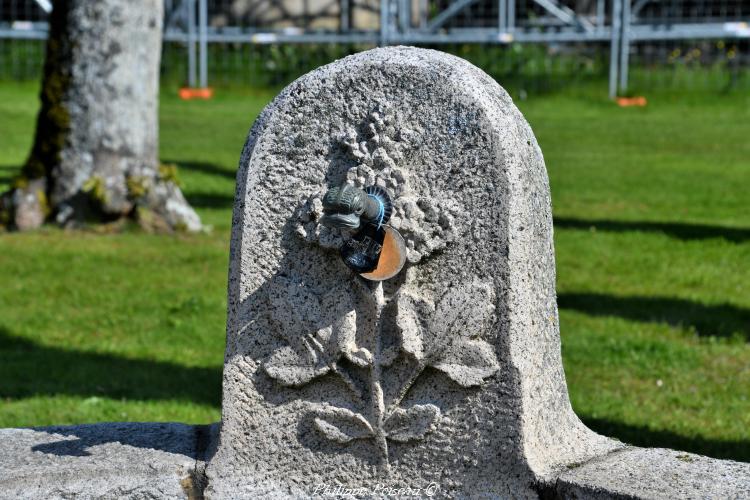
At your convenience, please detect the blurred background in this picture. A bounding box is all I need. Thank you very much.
[2,0,749,93]
[0,0,748,462]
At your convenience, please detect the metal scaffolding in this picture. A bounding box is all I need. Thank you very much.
[1,0,749,96]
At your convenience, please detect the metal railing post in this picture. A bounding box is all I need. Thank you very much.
[399,0,410,33]
[499,0,507,32]
[507,0,515,32]
[380,0,390,45]
[618,0,631,93]
[609,0,622,98]
[419,0,428,28]
[341,0,350,31]
[187,0,197,88]
[198,0,208,88]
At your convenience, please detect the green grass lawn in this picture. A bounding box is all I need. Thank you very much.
[0,81,748,462]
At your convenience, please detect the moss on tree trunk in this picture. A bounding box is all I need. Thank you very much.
[22,0,72,182]
[1,0,202,233]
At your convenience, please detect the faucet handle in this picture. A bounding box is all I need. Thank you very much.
[320,184,390,230]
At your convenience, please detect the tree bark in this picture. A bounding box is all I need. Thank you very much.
[1,0,202,232]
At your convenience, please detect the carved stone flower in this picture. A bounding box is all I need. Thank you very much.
[293,107,458,263]
[261,248,498,468]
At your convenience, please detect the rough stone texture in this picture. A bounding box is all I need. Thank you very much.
[206,46,619,498]
[4,0,201,231]
[0,422,214,499]
[557,447,750,499]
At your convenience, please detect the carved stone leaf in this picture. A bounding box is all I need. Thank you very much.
[432,339,499,387]
[397,282,495,364]
[313,407,374,443]
[265,275,363,379]
[395,291,435,361]
[384,404,441,442]
[263,345,330,387]
[266,276,322,343]
[431,281,495,341]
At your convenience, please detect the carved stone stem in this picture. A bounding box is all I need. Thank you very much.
[385,361,426,420]
[330,362,363,402]
[368,280,390,473]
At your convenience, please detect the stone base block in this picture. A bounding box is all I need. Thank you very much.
[0,422,216,499]
[556,446,750,499]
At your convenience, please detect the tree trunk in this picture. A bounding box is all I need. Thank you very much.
[1,0,202,232]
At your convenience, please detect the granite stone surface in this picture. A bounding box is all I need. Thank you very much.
[0,422,214,499]
[206,46,619,498]
[556,447,750,499]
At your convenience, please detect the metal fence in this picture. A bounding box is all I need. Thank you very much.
[1,0,748,96]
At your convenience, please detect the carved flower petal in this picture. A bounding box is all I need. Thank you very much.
[313,407,374,443]
[431,339,499,387]
[384,404,440,442]
[263,346,329,387]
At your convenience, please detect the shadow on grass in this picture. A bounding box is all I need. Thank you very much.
[167,160,236,181]
[558,292,750,341]
[554,217,750,243]
[185,191,234,209]
[0,327,221,407]
[0,165,21,185]
[582,417,750,463]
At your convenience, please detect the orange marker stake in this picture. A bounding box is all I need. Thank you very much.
[179,87,214,100]
[616,96,647,107]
